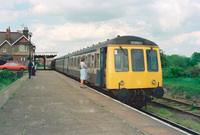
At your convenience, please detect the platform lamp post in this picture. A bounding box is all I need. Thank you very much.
[28,32,32,78]
[33,46,36,67]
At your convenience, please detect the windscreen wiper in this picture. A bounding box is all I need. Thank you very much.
[119,46,127,56]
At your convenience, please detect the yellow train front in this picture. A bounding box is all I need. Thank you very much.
[105,43,164,107]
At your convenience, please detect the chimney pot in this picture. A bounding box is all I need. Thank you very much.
[6,27,11,41]
[23,27,29,38]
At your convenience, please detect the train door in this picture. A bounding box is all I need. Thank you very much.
[64,57,69,74]
[100,47,107,87]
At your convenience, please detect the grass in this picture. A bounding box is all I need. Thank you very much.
[68,108,72,113]
[100,105,105,107]
[145,105,174,118]
[143,105,200,133]
[21,124,26,135]
[5,119,10,126]
[74,117,79,124]
[163,77,200,99]
[25,113,29,119]
[41,119,45,126]
[41,108,44,113]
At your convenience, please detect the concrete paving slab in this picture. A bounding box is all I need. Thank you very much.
[0,71,143,135]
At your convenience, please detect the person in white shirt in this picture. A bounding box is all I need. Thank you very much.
[80,57,87,88]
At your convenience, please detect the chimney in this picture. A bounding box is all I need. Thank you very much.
[6,27,11,41]
[23,27,29,38]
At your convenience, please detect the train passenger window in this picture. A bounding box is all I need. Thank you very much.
[78,57,80,66]
[95,53,100,68]
[71,58,73,66]
[146,50,158,71]
[85,56,87,65]
[114,49,129,72]
[69,59,71,66]
[74,57,77,67]
[87,55,91,68]
[131,49,144,71]
[64,58,68,68]
[92,55,94,68]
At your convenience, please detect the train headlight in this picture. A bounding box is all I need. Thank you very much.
[152,80,156,84]
[120,80,124,86]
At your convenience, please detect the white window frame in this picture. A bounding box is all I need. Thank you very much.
[19,58,26,61]
[19,45,27,52]
[3,48,6,53]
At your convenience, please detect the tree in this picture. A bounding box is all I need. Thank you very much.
[160,49,168,68]
[27,56,30,60]
[191,52,200,66]
[167,55,188,68]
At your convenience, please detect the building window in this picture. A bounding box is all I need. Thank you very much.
[3,48,6,53]
[19,58,26,61]
[19,45,27,52]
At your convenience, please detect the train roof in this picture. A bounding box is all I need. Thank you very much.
[64,35,158,57]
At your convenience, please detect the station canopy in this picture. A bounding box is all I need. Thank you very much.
[35,52,57,58]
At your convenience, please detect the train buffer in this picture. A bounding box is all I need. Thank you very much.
[0,71,189,135]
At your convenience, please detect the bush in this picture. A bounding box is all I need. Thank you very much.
[0,71,18,91]
[162,67,173,78]
[186,94,191,99]
[163,66,191,78]
[170,66,182,78]
[0,70,16,79]
[190,68,200,78]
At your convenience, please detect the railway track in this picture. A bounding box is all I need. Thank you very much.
[87,85,200,134]
[151,97,200,118]
[141,109,200,135]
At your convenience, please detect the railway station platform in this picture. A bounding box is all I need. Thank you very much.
[0,71,188,135]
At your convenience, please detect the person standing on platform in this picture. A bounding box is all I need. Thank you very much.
[32,60,36,76]
[28,59,33,79]
[80,57,87,88]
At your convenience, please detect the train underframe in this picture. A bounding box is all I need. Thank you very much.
[111,87,164,108]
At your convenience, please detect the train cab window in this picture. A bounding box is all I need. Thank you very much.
[146,50,158,71]
[131,49,144,71]
[114,49,129,72]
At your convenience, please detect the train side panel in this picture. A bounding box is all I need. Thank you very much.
[63,57,69,74]
[55,58,64,73]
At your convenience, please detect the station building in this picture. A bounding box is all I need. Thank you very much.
[0,27,35,64]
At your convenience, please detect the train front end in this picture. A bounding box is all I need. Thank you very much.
[106,44,164,107]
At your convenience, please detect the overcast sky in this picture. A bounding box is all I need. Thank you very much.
[0,0,200,57]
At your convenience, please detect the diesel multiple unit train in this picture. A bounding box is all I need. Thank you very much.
[52,35,164,108]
